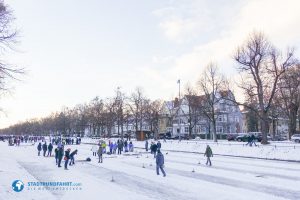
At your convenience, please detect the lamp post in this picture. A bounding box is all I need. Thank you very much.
[177,79,181,141]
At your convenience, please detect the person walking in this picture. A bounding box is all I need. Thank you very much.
[156,150,166,177]
[250,134,257,146]
[204,145,213,166]
[145,140,148,152]
[37,142,42,156]
[246,135,252,146]
[157,141,161,150]
[97,145,103,163]
[42,142,47,157]
[151,142,158,158]
[91,145,98,157]
[69,149,78,166]
[64,148,71,170]
[54,147,59,165]
[47,143,53,157]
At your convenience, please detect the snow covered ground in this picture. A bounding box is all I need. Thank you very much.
[1,139,300,200]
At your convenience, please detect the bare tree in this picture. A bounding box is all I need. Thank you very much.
[183,84,203,138]
[234,32,296,144]
[128,87,149,137]
[0,1,24,92]
[145,99,163,139]
[113,87,126,139]
[198,63,226,142]
[276,64,300,138]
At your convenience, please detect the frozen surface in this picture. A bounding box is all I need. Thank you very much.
[1,139,300,200]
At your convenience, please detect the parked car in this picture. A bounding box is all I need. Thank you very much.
[227,134,238,141]
[271,135,287,141]
[256,134,272,142]
[236,134,249,142]
[291,134,300,143]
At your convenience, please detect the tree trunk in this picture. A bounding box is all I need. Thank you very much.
[212,120,217,142]
[288,104,298,138]
[260,112,269,144]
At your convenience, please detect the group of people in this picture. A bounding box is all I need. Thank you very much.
[6,135,45,146]
[91,139,135,163]
[246,134,257,147]
[145,139,214,177]
[145,140,162,158]
[51,137,81,146]
[37,141,78,170]
[144,140,166,176]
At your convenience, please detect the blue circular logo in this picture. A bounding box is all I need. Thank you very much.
[12,180,24,192]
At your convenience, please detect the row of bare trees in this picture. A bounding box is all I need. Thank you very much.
[0,88,163,139]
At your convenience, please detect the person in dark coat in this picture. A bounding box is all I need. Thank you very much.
[156,150,166,177]
[246,135,252,146]
[42,142,47,157]
[54,147,59,165]
[157,141,161,150]
[151,143,158,158]
[57,147,64,167]
[64,148,71,170]
[117,140,123,155]
[69,149,78,166]
[145,140,148,152]
[204,145,213,166]
[47,143,53,157]
[250,134,257,146]
[124,140,128,152]
[37,143,42,156]
[97,146,103,163]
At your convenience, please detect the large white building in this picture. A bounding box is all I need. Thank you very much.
[160,91,243,138]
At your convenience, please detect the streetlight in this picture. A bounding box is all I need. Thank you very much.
[177,79,181,141]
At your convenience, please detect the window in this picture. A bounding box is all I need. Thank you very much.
[200,126,206,133]
[235,116,239,122]
[218,116,222,121]
[217,126,223,133]
[185,127,189,133]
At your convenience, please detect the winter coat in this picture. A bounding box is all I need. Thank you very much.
[37,143,42,151]
[70,150,78,157]
[65,150,71,159]
[145,141,148,148]
[54,148,59,158]
[42,143,47,151]
[156,152,164,166]
[118,142,123,149]
[204,146,213,157]
[48,143,53,151]
[157,142,161,149]
[58,148,64,159]
[151,144,158,152]
[97,146,103,156]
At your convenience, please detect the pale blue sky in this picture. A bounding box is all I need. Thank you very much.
[1,0,300,128]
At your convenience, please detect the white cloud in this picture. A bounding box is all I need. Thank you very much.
[146,0,300,100]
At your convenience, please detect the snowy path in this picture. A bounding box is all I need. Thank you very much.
[1,142,300,200]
